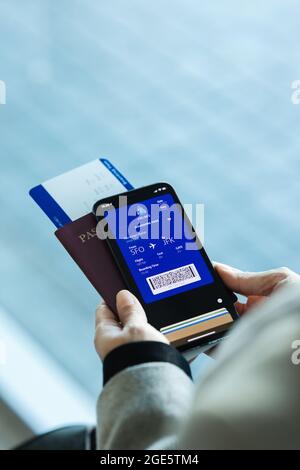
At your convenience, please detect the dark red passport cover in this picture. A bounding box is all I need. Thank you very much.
[55,213,125,312]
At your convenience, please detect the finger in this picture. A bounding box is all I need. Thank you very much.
[246,295,266,308]
[213,261,240,272]
[214,263,288,296]
[234,301,247,315]
[95,301,120,328]
[116,290,147,326]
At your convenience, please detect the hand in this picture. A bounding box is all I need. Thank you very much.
[215,263,300,315]
[95,289,168,360]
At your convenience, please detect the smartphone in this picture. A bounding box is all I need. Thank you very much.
[93,183,238,352]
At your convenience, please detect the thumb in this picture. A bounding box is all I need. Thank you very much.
[215,263,285,296]
[116,290,147,326]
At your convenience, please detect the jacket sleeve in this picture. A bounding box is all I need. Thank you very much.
[179,285,300,449]
[97,342,194,450]
[97,285,300,450]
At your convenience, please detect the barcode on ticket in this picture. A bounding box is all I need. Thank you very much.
[146,263,201,295]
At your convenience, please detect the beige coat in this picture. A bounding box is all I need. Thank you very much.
[97,285,300,449]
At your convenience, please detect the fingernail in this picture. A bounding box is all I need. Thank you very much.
[216,263,231,270]
[117,290,135,306]
[217,263,239,272]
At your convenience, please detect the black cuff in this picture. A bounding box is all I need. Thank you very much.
[103,341,192,386]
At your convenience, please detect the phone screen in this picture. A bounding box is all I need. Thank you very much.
[95,183,238,350]
[114,193,214,303]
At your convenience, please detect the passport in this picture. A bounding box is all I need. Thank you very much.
[55,213,126,312]
[29,158,133,311]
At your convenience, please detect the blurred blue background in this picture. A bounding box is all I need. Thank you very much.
[0,0,300,400]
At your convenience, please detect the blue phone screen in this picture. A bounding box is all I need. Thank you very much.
[113,193,214,303]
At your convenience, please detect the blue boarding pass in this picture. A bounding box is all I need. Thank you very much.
[29,158,133,228]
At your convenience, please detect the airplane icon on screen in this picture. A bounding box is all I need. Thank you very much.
[149,243,156,249]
